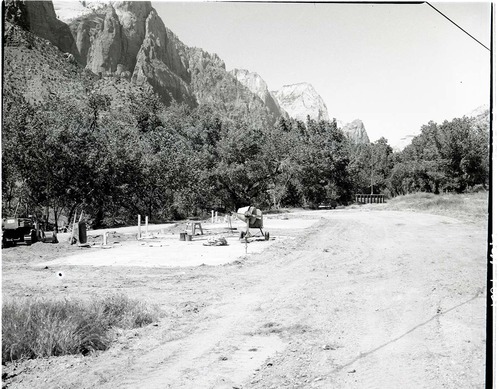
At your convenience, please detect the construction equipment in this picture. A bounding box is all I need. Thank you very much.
[232,206,270,241]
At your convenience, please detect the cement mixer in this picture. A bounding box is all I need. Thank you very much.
[232,206,270,241]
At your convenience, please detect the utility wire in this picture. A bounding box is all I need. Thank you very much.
[426,2,490,51]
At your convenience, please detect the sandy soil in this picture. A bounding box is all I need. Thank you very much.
[2,208,487,388]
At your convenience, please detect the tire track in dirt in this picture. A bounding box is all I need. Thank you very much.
[243,211,486,388]
[81,218,332,389]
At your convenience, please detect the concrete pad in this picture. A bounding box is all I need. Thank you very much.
[39,216,318,268]
[37,234,280,268]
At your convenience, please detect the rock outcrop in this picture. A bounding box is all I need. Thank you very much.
[271,83,329,122]
[5,0,80,60]
[3,20,97,105]
[131,10,195,107]
[230,69,287,120]
[62,1,196,106]
[185,48,276,125]
[340,119,370,144]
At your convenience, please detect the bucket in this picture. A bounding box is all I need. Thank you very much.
[180,232,187,241]
[186,235,192,241]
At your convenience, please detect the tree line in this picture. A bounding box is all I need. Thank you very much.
[2,86,489,229]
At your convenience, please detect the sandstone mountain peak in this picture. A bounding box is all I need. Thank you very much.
[339,119,370,144]
[230,69,286,120]
[272,82,329,122]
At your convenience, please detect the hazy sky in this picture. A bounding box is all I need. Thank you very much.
[152,1,491,146]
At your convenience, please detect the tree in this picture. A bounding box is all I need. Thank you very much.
[295,118,352,206]
[213,117,274,209]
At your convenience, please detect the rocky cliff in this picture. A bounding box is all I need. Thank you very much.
[271,83,329,122]
[340,119,370,144]
[230,69,287,120]
[131,9,195,107]
[6,0,334,127]
[3,17,159,113]
[3,21,95,105]
[5,0,80,60]
[61,1,196,107]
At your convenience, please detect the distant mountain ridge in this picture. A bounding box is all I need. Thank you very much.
[272,82,329,122]
[40,0,329,125]
[5,0,372,138]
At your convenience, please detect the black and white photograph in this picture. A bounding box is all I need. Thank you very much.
[2,1,493,388]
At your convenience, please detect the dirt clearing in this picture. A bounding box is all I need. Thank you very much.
[2,208,487,388]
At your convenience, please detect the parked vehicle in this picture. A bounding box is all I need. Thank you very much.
[2,217,39,247]
[2,216,55,248]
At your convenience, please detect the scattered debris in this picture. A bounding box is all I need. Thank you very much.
[203,237,228,246]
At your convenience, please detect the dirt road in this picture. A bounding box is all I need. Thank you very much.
[2,209,487,388]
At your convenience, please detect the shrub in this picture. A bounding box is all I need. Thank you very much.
[2,294,159,364]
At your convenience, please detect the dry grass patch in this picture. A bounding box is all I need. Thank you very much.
[381,192,489,224]
[2,294,160,364]
[358,192,489,224]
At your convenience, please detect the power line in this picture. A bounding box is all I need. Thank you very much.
[426,2,490,52]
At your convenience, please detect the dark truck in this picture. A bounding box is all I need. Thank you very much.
[2,216,54,247]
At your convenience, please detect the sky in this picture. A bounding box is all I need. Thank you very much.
[152,1,491,148]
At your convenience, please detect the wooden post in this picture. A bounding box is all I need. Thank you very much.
[145,216,149,234]
[69,211,77,244]
[137,215,141,239]
[211,210,214,224]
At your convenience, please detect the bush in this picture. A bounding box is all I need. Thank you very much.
[2,294,159,364]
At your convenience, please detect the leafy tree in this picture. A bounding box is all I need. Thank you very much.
[386,115,489,196]
[213,117,274,209]
[295,118,352,206]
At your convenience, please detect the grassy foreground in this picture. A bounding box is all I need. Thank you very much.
[2,294,160,364]
[382,191,489,223]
